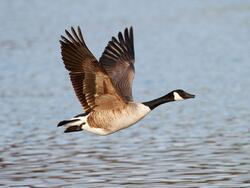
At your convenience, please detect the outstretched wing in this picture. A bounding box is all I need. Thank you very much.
[99,27,135,102]
[60,26,125,113]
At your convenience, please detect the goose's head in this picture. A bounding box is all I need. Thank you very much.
[143,89,195,110]
[171,89,195,101]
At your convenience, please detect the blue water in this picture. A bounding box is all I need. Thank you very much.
[1,0,250,187]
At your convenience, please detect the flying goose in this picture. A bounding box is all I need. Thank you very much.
[58,26,195,135]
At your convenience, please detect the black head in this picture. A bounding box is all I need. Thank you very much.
[172,89,195,101]
[142,89,195,110]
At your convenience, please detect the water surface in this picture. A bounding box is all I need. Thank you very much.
[1,0,250,187]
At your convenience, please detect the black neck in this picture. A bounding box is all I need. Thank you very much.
[143,92,174,110]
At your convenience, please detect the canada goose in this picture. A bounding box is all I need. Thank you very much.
[58,26,195,135]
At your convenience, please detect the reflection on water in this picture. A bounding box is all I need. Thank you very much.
[1,0,250,187]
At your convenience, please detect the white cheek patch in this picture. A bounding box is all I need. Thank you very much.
[173,92,184,101]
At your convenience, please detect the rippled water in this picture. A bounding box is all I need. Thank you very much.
[1,0,250,187]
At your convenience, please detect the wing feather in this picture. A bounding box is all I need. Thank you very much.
[99,27,135,102]
[60,26,125,113]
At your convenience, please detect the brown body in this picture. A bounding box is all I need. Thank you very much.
[85,103,150,134]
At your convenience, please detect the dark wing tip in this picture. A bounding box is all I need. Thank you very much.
[129,26,133,34]
[124,27,129,35]
[100,26,135,63]
[62,26,91,52]
[59,39,64,45]
[65,29,70,36]
[60,35,71,44]
[70,27,76,37]
[65,28,78,43]
[77,26,82,35]
[118,31,125,44]
[77,26,85,44]
[124,26,133,36]
[129,26,134,58]
[129,27,133,40]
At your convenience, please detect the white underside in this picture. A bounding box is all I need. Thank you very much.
[63,103,151,135]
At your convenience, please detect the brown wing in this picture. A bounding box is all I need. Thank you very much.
[99,27,135,102]
[60,26,125,113]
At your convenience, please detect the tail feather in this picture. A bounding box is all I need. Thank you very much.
[64,125,82,133]
[57,114,87,133]
[57,119,80,127]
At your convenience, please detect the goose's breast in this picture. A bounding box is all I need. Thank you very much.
[88,103,151,133]
[111,103,151,131]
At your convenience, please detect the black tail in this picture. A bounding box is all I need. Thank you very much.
[64,125,82,133]
[58,112,88,133]
[57,119,79,127]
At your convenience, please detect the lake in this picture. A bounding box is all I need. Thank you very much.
[1,0,250,187]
